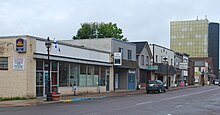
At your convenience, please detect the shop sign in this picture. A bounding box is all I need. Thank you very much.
[128,70,135,74]
[13,57,25,70]
[146,65,158,70]
[179,62,188,69]
[114,52,122,65]
[16,38,26,53]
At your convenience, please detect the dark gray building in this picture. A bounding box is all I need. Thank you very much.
[208,23,219,79]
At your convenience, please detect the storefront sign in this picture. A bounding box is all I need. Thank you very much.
[128,70,135,74]
[114,52,122,65]
[146,65,158,70]
[179,62,188,69]
[13,57,25,70]
[16,38,26,53]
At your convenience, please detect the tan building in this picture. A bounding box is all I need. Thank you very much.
[0,35,113,98]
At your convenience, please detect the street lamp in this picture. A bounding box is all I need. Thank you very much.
[45,37,52,101]
[163,57,169,89]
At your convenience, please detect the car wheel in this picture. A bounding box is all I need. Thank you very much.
[163,88,166,93]
[159,88,162,93]
[146,90,149,94]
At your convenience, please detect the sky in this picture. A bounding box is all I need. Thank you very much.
[0,0,220,48]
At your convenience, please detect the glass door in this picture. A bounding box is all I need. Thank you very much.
[36,71,44,97]
[106,68,110,91]
[44,71,49,96]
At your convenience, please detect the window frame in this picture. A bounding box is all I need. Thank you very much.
[0,57,8,70]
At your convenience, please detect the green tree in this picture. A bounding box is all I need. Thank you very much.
[73,22,127,41]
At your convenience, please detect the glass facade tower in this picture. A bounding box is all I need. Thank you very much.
[170,19,209,57]
[170,19,219,78]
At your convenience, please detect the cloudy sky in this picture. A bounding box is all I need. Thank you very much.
[0,0,219,48]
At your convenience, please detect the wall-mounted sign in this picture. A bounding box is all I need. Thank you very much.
[146,65,158,70]
[179,62,188,70]
[13,57,25,70]
[16,38,26,53]
[114,52,122,65]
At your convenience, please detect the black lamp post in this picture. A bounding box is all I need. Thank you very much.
[45,37,52,101]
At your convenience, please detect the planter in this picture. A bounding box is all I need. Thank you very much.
[52,93,61,101]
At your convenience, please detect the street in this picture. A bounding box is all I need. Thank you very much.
[1,85,220,115]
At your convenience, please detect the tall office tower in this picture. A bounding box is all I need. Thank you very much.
[208,23,219,78]
[170,19,219,78]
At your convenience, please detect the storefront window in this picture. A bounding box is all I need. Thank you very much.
[52,61,58,71]
[94,66,100,86]
[52,72,57,85]
[100,67,106,86]
[59,62,69,87]
[87,65,94,86]
[70,64,79,86]
[79,65,87,86]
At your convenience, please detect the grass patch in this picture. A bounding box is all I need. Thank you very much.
[0,97,27,101]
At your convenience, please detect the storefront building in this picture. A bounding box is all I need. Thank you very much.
[0,35,113,98]
[62,38,138,91]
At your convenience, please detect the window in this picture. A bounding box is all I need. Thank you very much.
[118,47,123,58]
[79,64,87,86]
[146,56,149,65]
[0,57,8,70]
[128,50,132,60]
[156,55,158,63]
[141,55,144,65]
[59,62,69,87]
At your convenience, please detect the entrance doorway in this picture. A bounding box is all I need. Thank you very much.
[106,69,110,91]
[36,71,51,97]
[128,73,135,90]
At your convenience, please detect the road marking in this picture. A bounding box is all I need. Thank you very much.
[136,101,154,105]
[136,87,220,105]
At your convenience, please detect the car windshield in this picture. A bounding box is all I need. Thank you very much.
[148,80,158,84]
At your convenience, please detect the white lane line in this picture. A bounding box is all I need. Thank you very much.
[136,101,154,105]
[136,87,220,105]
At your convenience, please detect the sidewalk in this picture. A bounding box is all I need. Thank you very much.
[0,85,202,107]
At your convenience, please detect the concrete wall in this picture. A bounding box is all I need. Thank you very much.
[59,86,106,95]
[0,36,36,98]
[61,38,112,52]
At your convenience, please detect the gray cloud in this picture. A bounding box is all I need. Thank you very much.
[0,0,219,49]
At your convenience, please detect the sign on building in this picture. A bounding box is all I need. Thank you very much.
[146,65,158,70]
[16,38,26,53]
[179,62,188,69]
[114,52,122,65]
[13,57,25,70]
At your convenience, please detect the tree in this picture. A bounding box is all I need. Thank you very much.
[73,22,127,41]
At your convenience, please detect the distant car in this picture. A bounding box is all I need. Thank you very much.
[146,80,166,94]
[214,79,220,85]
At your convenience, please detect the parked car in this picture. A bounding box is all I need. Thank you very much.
[214,79,220,85]
[146,80,166,94]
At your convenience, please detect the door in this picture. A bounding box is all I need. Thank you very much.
[44,71,50,96]
[36,71,44,97]
[128,73,135,90]
[106,69,110,91]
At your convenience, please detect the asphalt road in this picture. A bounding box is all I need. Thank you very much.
[1,85,220,115]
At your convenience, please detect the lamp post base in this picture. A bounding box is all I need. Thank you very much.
[46,93,53,101]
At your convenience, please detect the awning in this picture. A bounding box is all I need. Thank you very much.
[154,63,176,75]
[114,59,139,69]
